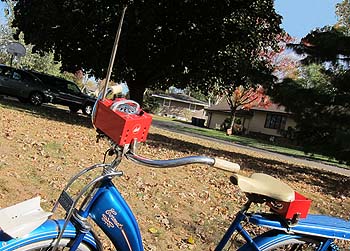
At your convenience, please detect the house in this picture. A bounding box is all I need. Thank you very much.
[152,93,209,121]
[206,101,297,138]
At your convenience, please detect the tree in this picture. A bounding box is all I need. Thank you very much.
[10,0,283,104]
[267,34,299,80]
[219,33,294,135]
[0,0,63,76]
[270,2,350,163]
[225,85,270,134]
[291,27,350,66]
[182,86,208,103]
[0,1,19,64]
[18,43,62,75]
[336,0,350,35]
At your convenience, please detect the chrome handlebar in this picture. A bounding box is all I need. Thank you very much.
[125,151,240,173]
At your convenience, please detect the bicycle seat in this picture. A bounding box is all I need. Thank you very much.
[231,173,295,202]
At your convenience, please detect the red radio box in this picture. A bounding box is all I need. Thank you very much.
[93,99,152,147]
[269,192,312,220]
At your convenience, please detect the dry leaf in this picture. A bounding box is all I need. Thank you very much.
[187,236,195,244]
[148,227,158,234]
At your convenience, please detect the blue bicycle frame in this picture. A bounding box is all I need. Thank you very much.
[215,200,350,251]
[0,150,349,251]
[81,179,144,251]
[0,179,142,251]
[49,157,145,251]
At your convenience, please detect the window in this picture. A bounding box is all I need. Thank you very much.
[67,83,81,94]
[0,67,4,75]
[12,71,22,80]
[0,67,11,77]
[189,103,197,111]
[163,99,171,106]
[18,71,33,82]
[264,113,287,129]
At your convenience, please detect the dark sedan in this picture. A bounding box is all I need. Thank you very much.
[29,71,96,115]
[0,64,53,105]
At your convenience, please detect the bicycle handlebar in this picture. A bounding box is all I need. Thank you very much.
[125,151,240,173]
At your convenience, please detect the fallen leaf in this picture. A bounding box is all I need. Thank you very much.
[148,227,158,234]
[187,236,195,244]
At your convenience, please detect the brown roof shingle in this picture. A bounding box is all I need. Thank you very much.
[206,100,291,114]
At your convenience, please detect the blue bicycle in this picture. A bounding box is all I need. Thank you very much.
[0,99,349,250]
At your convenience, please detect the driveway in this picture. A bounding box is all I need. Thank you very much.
[151,119,350,177]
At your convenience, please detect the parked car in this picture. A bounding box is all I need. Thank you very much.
[0,64,53,106]
[28,71,96,115]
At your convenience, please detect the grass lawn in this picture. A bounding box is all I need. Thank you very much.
[152,115,348,169]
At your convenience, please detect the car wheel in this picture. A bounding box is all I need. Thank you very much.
[29,92,44,106]
[69,106,80,113]
[82,104,93,116]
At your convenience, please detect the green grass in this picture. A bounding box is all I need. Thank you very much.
[152,116,348,169]
[44,141,64,157]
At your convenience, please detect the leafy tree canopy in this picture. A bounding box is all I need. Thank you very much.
[225,85,270,134]
[272,65,350,163]
[0,1,63,76]
[10,0,283,103]
[271,1,350,163]
[290,27,350,65]
[336,0,350,35]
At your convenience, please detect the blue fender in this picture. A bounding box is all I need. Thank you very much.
[0,219,100,251]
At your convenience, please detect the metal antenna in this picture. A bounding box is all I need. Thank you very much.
[101,6,127,100]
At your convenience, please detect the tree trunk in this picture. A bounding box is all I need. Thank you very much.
[227,109,237,135]
[128,79,146,107]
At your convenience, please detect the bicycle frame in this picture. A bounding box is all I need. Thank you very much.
[0,162,142,251]
[53,150,224,251]
[215,212,335,251]
[215,202,261,251]
[0,145,348,251]
[1,183,344,251]
[80,178,348,251]
[214,198,350,251]
[77,179,143,251]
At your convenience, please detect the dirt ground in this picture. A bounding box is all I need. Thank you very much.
[1,99,350,250]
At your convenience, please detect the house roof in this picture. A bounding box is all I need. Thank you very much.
[152,93,209,107]
[206,100,291,114]
[206,100,231,112]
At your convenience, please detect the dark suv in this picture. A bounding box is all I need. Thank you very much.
[0,64,53,105]
[29,71,96,115]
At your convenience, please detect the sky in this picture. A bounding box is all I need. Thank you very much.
[274,0,342,39]
[0,2,6,25]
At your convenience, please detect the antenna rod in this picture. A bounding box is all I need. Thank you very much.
[101,6,127,100]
